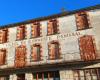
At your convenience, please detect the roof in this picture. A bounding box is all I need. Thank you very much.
[0,4,100,29]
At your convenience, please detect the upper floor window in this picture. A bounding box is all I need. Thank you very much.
[0,29,8,43]
[15,45,26,68]
[31,22,41,38]
[0,49,6,65]
[16,25,26,40]
[31,44,42,61]
[79,35,96,61]
[75,12,90,30]
[48,41,61,60]
[47,19,59,35]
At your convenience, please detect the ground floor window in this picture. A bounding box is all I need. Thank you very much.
[0,75,9,80]
[73,69,100,80]
[33,71,60,80]
[17,74,25,80]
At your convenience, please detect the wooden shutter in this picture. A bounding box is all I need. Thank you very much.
[49,44,55,59]
[0,49,6,65]
[52,20,58,34]
[49,42,60,59]
[15,45,26,68]
[31,45,41,61]
[47,21,54,35]
[31,22,40,37]
[47,19,58,35]
[32,24,37,37]
[76,12,89,30]
[79,35,96,61]
[0,29,8,43]
[17,26,25,40]
[31,46,38,61]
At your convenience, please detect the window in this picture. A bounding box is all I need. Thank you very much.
[0,75,9,80]
[31,44,42,61]
[31,22,41,37]
[0,29,8,43]
[73,69,99,80]
[76,12,90,30]
[48,42,61,60]
[17,74,25,80]
[0,49,6,65]
[79,35,96,61]
[15,45,26,68]
[32,71,60,80]
[16,25,25,40]
[47,19,59,35]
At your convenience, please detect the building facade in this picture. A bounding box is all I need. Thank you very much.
[0,5,100,80]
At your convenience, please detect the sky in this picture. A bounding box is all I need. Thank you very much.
[0,0,100,26]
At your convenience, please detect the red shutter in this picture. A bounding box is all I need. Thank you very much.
[31,23,40,37]
[49,42,60,60]
[79,35,96,61]
[52,20,58,34]
[31,45,41,61]
[49,44,56,59]
[0,49,6,65]
[15,45,26,68]
[0,29,8,43]
[31,46,38,61]
[47,19,58,35]
[32,24,37,37]
[37,23,40,37]
[47,21,54,35]
[17,26,25,40]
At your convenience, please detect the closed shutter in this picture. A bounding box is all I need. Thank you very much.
[0,49,6,65]
[17,26,25,40]
[79,35,96,61]
[31,23,40,37]
[0,29,8,43]
[15,46,26,68]
[31,24,37,37]
[76,12,89,30]
[53,20,58,34]
[47,21,54,35]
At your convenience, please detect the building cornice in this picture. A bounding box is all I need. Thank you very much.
[0,4,100,29]
[0,59,100,76]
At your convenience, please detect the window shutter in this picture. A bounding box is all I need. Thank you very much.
[76,12,89,30]
[79,35,96,61]
[17,26,25,40]
[0,29,8,43]
[53,20,58,34]
[31,45,41,61]
[37,23,40,37]
[31,24,37,37]
[49,44,56,59]
[31,46,38,61]
[47,19,58,35]
[31,23,40,37]
[0,49,6,65]
[47,22,54,35]
[15,46,26,68]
